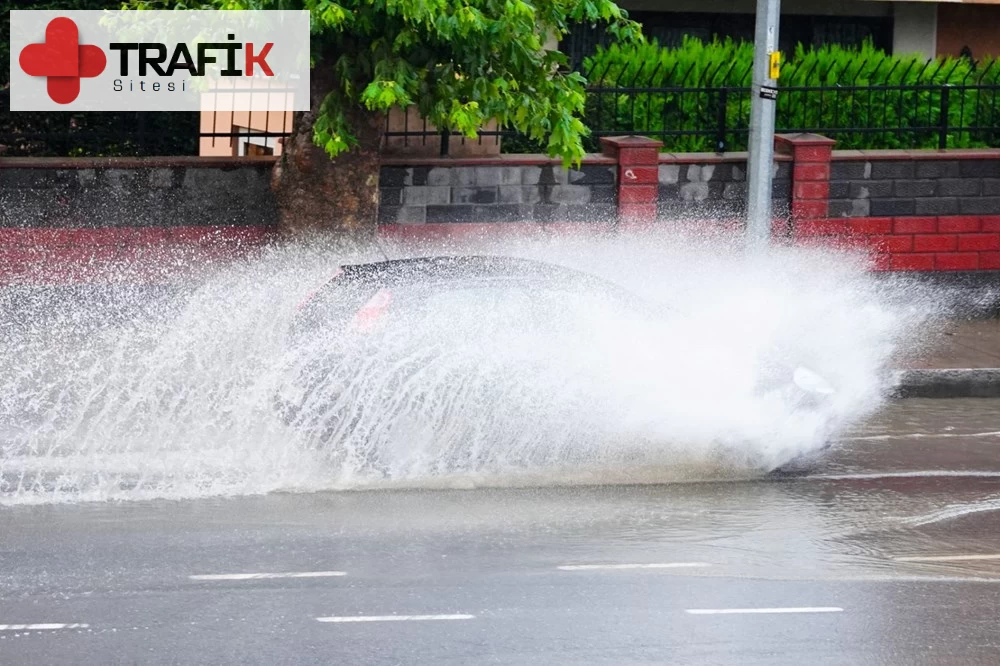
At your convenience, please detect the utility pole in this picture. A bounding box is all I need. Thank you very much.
[745,0,782,248]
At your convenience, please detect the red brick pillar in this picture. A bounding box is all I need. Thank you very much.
[599,136,663,229]
[775,133,836,236]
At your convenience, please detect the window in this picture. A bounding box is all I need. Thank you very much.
[244,143,274,156]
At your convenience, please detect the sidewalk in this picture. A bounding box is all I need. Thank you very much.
[895,317,1000,398]
[907,318,1000,369]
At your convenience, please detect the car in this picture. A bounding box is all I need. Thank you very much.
[277,255,837,479]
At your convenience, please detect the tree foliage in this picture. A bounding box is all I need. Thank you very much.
[130,0,641,164]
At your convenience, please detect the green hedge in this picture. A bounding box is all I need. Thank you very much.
[578,38,1000,152]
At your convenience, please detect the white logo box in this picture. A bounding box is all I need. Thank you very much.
[10,10,311,111]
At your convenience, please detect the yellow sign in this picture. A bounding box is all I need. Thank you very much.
[769,51,781,79]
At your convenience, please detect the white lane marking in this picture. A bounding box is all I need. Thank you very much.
[0,624,89,631]
[895,554,1000,563]
[686,607,843,615]
[558,563,710,571]
[189,571,346,581]
[844,430,1000,442]
[317,614,475,623]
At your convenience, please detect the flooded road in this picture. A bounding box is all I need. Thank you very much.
[1,398,999,665]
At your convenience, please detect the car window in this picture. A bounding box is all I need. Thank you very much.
[383,280,637,332]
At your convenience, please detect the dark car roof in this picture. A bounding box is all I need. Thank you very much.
[294,255,670,330]
[338,255,605,286]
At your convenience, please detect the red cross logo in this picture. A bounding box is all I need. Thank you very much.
[19,17,107,105]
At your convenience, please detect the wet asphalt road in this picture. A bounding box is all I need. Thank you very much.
[2,399,1000,665]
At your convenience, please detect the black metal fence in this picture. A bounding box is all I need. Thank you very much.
[0,89,202,157]
[4,58,1000,157]
[385,58,1000,155]
[579,57,1000,153]
[0,89,292,157]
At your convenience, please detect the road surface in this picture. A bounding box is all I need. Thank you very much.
[2,398,1000,665]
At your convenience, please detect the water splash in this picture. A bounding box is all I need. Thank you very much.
[0,233,938,504]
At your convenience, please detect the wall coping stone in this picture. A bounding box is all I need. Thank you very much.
[6,147,998,170]
[599,136,664,150]
[381,154,617,167]
[830,148,1000,161]
[0,156,279,169]
[657,151,792,164]
[776,133,837,146]
[775,134,837,158]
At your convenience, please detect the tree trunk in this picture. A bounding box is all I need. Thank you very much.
[271,64,384,236]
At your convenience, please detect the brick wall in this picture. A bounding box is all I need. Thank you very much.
[795,215,1000,271]
[779,138,1000,272]
[378,160,617,225]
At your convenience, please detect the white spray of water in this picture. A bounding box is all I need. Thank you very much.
[0,232,937,504]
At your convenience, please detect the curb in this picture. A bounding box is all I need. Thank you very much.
[892,368,1000,399]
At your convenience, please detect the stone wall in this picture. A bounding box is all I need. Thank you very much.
[4,143,999,285]
[378,161,617,224]
[828,155,1000,218]
[0,157,277,285]
[0,157,278,228]
[657,156,792,221]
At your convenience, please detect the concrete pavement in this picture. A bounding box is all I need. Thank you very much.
[893,317,1000,397]
[907,318,1000,370]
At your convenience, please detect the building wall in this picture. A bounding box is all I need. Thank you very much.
[200,110,291,157]
[892,2,938,57]
[937,3,1000,58]
[619,0,890,18]
[199,106,502,158]
[603,0,997,61]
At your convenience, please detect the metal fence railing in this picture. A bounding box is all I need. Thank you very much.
[0,89,202,157]
[0,89,292,158]
[386,58,1000,155]
[578,57,1000,153]
[3,57,999,158]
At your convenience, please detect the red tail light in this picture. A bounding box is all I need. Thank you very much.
[350,288,393,332]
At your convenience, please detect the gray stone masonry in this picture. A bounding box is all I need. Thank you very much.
[379,164,617,224]
[657,160,791,221]
[0,164,277,227]
[828,159,1000,218]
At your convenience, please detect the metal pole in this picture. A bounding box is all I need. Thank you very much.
[745,0,781,248]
